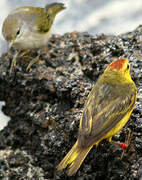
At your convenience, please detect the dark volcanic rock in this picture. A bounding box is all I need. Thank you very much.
[0,26,142,179]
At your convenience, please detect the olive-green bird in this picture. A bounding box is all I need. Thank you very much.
[2,3,65,72]
[57,58,137,176]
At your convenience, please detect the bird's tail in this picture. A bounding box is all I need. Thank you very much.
[45,3,66,15]
[57,140,93,176]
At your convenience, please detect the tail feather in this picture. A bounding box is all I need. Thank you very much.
[45,3,66,14]
[57,140,93,176]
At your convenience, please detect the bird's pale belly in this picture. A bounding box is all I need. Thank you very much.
[12,30,51,50]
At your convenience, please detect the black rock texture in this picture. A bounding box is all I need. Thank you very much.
[0,26,142,179]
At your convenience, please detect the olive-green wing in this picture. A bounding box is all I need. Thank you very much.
[19,4,65,33]
[35,8,52,33]
[11,6,51,33]
[36,3,65,33]
[79,82,136,147]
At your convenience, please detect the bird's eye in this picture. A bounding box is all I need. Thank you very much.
[16,29,20,36]
[127,64,130,69]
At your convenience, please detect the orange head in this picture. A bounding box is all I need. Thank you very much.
[110,59,129,70]
[106,58,130,73]
[104,58,132,82]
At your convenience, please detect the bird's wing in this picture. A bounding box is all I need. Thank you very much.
[79,82,136,147]
[37,3,65,33]
[35,9,51,33]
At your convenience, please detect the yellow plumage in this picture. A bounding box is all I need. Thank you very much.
[57,59,137,176]
[57,141,93,176]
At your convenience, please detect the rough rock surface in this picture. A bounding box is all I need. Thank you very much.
[0,25,142,179]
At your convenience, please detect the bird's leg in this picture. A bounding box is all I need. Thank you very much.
[120,128,132,159]
[21,51,28,58]
[110,140,128,149]
[9,51,20,74]
[108,128,132,159]
[26,54,40,72]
